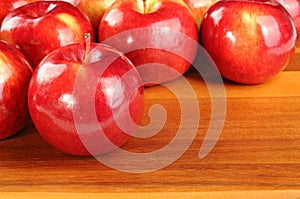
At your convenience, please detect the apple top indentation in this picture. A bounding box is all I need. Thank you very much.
[23,3,58,19]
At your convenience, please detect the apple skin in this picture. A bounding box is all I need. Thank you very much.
[183,0,218,30]
[98,0,198,85]
[274,0,300,42]
[72,0,116,34]
[0,41,33,140]
[0,1,95,68]
[0,0,115,37]
[200,0,297,84]
[0,0,76,32]
[27,42,144,156]
[0,0,41,25]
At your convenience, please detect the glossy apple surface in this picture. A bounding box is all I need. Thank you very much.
[183,0,218,30]
[0,1,95,68]
[201,0,296,84]
[28,42,144,156]
[98,0,198,85]
[72,0,116,33]
[0,0,41,25]
[0,0,115,36]
[0,41,33,140]
[274,0,300,42]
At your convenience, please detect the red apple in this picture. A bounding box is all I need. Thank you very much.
[98,0,198,86]
[27,38,145,156]
[200,0,297,84]
[183,0,218,30]
[0,1,95,68]
[0,41,33,140]
[274,0,300,42]
[0,0,115,36]
[0,0,40,25]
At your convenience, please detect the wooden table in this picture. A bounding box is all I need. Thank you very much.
[0,49,300,198]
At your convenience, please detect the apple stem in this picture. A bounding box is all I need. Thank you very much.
[143,0,146,14]
[84,33,91,64]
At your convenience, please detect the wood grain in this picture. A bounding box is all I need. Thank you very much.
[0,51,299,198]
[285,47,300,71]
